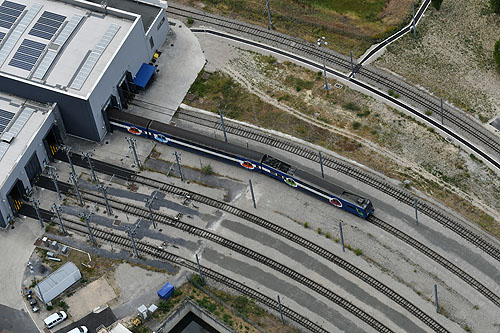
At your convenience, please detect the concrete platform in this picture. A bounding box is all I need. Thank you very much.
[128,18,205,124]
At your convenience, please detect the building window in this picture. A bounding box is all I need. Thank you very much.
[157,17,165,31]
[149,36,154,49]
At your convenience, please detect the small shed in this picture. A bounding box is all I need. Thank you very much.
[34,261,81,304]
[157,282,174,300]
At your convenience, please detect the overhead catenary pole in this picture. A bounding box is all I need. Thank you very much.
[277,295,285,324]
[218,108,228,143]
[70,172,83,205]
[61,145,76,176]
[317,37,330,90]
[318,151,324,178]
[195,253,204,284]
[51,203,65,234]
[145,192,158,229]
[126,137,141,169]
[434,284,439,313]
[127,218,142,258]
[414,198,419,226]
[265,0,273,30]
[339,221,345,252]
[350,51,355,78]
[440,98,444,125]
[82,152,97,182]
[249,179,256,208]
[412,0,416,37]
[47,166,61,199]
[30,198,44,228]
[174,151,184,181]
[97,183,112,215]
[81,211,96,245]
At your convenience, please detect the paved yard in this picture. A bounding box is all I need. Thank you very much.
[66,277,117,321]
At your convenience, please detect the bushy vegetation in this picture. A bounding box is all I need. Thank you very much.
[432,0,443,11]
[495,38,500,69]
[492,0,500,14]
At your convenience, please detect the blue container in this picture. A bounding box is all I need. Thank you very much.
[157,282,174,300]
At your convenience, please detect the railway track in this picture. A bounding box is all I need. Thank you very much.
[36,179,394,333]
[28,212,329,333]
[51,153,448,331]
[166,4,500,160]
[174,109,500,263]
[53,151,500,310]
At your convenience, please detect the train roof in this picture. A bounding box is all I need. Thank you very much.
[294,168,369,208]
[148,119,265,162]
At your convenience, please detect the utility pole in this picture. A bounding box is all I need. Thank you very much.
[97,183,112,215]
[145,192,158,229]
[51,203,65,234]
[174,152,184,181]
[126,137,141,169]
[80,211,96,245]
[82,152,97,182]
[30,198,44,228]
[69,172,83,205]
[47,166,61,199]
[218,108,228,143]
[434,284,439,313]
[126,218,142,258]
[61,145,76,176]
[265,0,273,30]
[412,0,416,37]
[317,37,330,90]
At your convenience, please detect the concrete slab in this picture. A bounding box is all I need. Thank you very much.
[65,277,116,321]
[128,18,205,124]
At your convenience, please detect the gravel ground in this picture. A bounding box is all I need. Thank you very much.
[374,0,500,123]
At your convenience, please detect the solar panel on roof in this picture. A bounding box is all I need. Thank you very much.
[33,14,84,80]
[0,3,42,67]
[0,1,24,29]
[28,11,65,41]
[71,24,120,90]
[0,108,15,134]
[2,1,26,11]
[0,31,5,43]
[8,38,46,71]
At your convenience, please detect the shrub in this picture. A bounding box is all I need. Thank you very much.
[494,39,500,70]
[304,222,309,228]
[492,0,500,14]
[432,0,443,10]
[317,228,322,234]
[187,17,194,25]
[354,248,363,256]
[325,232,331,239]
[425,110,432,116]
[352,121,361,130]
[201,164,213,175]
[394,93,400,99]
[388,89,394,96]
[343,102,360,111]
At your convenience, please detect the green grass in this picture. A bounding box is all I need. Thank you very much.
[297,0,386,20]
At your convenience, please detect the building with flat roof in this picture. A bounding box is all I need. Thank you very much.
[0,0,169,141]
[0,92,63,227]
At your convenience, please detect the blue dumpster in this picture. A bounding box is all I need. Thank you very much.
[157,282,174,300]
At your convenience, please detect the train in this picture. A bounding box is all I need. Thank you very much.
[106,109,374,219]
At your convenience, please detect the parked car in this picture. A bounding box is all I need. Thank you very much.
[43,311,67,329]
[31,303,40,313]
[67,326,88,333]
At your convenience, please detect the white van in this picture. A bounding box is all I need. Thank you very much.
[43,311,67,329]
[67,326,88,333]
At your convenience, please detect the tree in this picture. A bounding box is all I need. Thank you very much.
[432,0,443,11]
[495,38,500,70]
[492,0,500,14]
